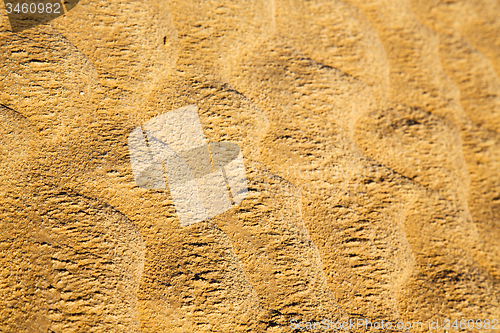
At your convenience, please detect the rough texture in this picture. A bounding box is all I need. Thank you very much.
[1,0,499,332]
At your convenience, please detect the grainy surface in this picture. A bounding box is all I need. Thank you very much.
[1,0,499,332]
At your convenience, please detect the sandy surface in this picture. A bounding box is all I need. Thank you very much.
[1,0,500,332]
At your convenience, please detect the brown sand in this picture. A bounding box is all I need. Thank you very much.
[1,0,499,332]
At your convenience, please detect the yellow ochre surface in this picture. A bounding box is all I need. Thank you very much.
[1,0,500,332]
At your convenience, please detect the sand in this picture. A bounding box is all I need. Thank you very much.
[1,0,499,332]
